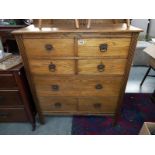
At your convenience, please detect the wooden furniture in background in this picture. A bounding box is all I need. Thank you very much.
[0,64,36,130]
[0,25,25,53]
[13,19,142,124]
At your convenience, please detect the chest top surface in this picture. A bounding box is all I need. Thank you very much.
[12,23,142,34]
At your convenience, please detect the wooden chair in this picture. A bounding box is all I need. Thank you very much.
[140,57,155,86]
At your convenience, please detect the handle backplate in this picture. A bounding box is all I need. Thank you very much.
[99,44,108,52]
[45,44,53,51]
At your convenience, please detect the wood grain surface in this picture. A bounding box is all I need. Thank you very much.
[29,59,75,75]
[23,38,74,58]
[12,20,141,122]
[78,97,118,113]
[78,59,127,75]
[34,76,123,97]
[78,38,131,58]
[39,97,77,112]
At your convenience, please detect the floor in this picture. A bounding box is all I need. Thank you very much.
[126,66,155,93]
[0,67,155,135]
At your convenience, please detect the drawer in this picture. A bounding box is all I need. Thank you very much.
[78,38,131,58]
[23,38,74,58]
[29,59,75,75]
[0,108,28,122]
[78,59,127,75]
[78,97,118,113]
[0,91,23,107]
[38,97,77,112]
[0,74,17,89]
[34,76,123,97]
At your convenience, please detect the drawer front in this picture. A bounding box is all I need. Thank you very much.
[0,108,27,122]
[78,59,127,75]
[29,59,75,75]
[78,38,131,57]
[23,39,74,58]
[34,76,123,97]
[78,97,118,113]
[0,74,17,89]
[0,91,23,107]
[38,97,77,112]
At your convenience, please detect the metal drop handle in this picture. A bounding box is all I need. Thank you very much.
[0,112,9,117]
[51,84,59,91]
[95,84,103,90]
[45,44,53,51]
[97,64,105,72]
[49,63,56,72]
[94,103,102,109]
[0,96,4,101]
[54,102,62,108]
[99,44,108,52]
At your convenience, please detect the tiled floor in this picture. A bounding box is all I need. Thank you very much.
[126,66,155,93]
[0,116,72,135]
[0,67,155,135]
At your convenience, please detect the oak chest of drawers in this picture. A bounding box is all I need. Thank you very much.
[0,64,36,129]
[13,20,142,123]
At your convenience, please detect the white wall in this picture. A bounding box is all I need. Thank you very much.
[148,19,155,37]
[131,19,149,37]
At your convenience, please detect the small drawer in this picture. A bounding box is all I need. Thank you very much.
[0,91,23,107]
[39,97,77,112]
[78,97,118,113]
[23,38,74,58]
[0,108,28,122]
[34,76,123,97]
[0,74,17,89]
[29,59,75,75]
[78,59,127,75]
[78,38,131,58]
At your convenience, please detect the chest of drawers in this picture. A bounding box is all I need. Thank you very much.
[13,21,142,124]
[0,64,36,129]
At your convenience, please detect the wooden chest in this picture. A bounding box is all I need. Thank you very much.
[0,64,36,129]
[13,21,142,123]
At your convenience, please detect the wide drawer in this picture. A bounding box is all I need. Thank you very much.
[78,59,127,75]
[34,76,123,97]
[78,97,118,113]
[23,38,74,58]
[0,91,23,107]
[0,108,28,122]
[29,59,75,75]
[38,97,77,112]
[0,74,17,89]
[78,38,131,58]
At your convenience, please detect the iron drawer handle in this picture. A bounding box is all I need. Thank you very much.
[95,84,103,90]
[0,96,4,101]
[51,84,59,91]
[54,102,62,108]
[99,44,108,52]
[49,63,56,72]
[97,64,105,72]
[94,103,102,109]
[0,112,9,117]
[45,44,53,51]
